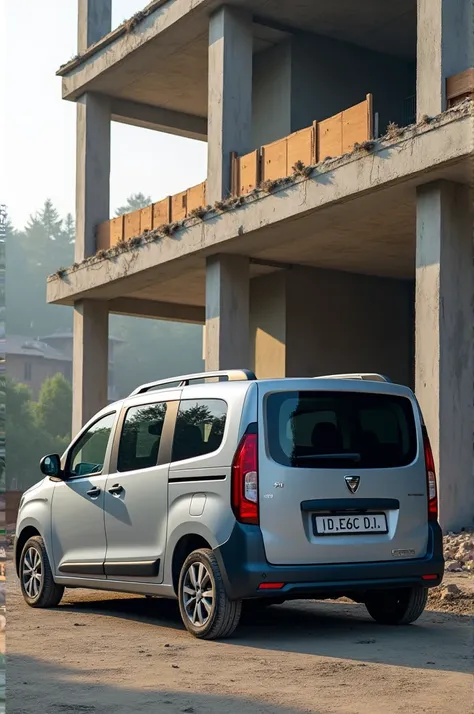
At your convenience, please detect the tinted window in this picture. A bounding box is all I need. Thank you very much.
[171,399,227,462]
[266,391,417,469]
[117,402,167,473]
[69,412,116,477]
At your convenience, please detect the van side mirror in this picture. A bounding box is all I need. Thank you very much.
[40,454,62,479]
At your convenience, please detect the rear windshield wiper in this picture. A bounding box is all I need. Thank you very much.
[294,453,361,462]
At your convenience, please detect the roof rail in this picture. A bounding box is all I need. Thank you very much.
[129,369,257,396]
[314,373,392,383]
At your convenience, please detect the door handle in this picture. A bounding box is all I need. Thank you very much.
[86,487,101,497]
[108,484,124,496]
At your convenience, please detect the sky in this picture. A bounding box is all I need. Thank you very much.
[1,0,208,230]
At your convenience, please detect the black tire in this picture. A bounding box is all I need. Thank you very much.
[178,548,241,640]
[19,536,64,608]
[365,587,428,625]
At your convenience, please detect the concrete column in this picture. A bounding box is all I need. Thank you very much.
[78,0,112,53]
[207,7,253,203]
[72,300,109,436]
[205,255,249,371]
[417,0,473,119]
[415,181,474,531]
[75,93,111,262]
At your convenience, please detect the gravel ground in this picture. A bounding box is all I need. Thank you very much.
[6,562,473,714]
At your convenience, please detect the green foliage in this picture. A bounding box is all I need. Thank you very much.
[33,373,72,440]
[5,377,69,491]
[115,193,152,216]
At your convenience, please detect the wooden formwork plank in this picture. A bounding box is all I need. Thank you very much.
[238,150,260,195]
[342,99,369,153]
[261,137,287,182]
[317,113,343,161]
[230,152,239,196]
[110,216,124,246]
[140,205,153,233]
[152,197,171,227]
[124,210,141,240]
[187,181,207,212]
[366,93,374,140]
[287,125,315,171]
[446,68,474,101]
[96,220,111,251]
[171,190,188,222]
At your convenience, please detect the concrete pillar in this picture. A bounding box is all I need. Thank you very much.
[78,0,112,54]
[205,255,249,371]
[72,300,109,436]
[415,181,474,531]
[207,7,253,203]
[417,0,473,119]
[75,94,111,262]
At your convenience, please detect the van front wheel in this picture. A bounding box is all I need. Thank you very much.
[178,548,242,640]
[364,587,428,625]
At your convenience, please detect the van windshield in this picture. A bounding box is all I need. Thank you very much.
[266,391,417,469]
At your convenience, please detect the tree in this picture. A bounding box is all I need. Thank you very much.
[115,193,152,216]
[33,373,72,440]
[5,378,68,491]
[6,200,73,336]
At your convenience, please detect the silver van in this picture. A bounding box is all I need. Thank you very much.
[15,370,444,639]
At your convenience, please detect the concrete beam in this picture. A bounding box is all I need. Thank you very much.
[76,93,111,262]
[415,180,474,531]
[205,255,250,370]
[110,98,207,141]
[78,0,111,54]
[108,297,204,324]
[207,7,253,202]
[417,0,474,119]
[73,300,109,436]
[46,111,474,305]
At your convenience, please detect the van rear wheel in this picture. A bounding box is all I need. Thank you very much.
[365,587,428,625]
[178,548,241,640]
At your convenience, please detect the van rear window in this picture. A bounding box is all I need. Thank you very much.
[266,391,417,469]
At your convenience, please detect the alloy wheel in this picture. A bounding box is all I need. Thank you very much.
[182,562,214,627]
[22,546,43,600]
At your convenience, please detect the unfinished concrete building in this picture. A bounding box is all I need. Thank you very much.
[49,0,474,531]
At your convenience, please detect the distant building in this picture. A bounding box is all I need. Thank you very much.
[40,331,123,402]
[7,332,122,402]
[6,335,72,400]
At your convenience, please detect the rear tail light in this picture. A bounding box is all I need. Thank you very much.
[231,431,259,525]
[423,427,438,521]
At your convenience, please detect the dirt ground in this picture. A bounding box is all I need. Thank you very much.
[6,564,473,714]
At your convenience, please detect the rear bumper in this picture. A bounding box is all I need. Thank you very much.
[214,521,444,600]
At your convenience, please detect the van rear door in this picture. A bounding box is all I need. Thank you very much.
[258,384,428,566]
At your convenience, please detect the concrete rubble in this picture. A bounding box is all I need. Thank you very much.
[443,530,474,572]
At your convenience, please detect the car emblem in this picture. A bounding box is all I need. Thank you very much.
[345,475,360,494]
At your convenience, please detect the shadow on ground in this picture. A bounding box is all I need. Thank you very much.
[56,594,472,674]
[7,653,314,714]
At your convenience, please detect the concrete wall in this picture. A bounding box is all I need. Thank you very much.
[286,268,414,387]
[251,33,415,149]
[252,42,292,148]
[249,267,414,386]
[250,271,287,378]
[290,35,415,135]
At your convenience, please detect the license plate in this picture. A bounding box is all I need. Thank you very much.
[314,513,388,536]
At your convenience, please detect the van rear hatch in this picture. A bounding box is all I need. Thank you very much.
[259,384,428,566]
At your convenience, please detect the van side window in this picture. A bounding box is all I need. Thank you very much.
[171,399,227,463]
[69,412,116,477]
[117,402,168,473]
